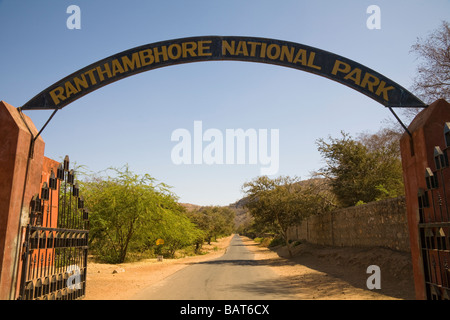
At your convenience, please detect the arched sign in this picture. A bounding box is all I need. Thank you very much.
[20,36,426,110]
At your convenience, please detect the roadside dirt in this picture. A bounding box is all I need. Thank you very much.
[84,235,415,300]
[242,237,415,300]
[84,235,234,300]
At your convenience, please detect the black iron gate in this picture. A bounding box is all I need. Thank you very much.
[417,123,450,300]
[18,156,89,300]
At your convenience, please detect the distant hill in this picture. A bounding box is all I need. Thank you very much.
[179,203,202,212]
[179,200,250,230]
[229,196,250,209]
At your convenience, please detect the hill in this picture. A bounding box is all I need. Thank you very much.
[179,203,202,212]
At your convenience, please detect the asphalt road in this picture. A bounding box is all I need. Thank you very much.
[133,234,297,300]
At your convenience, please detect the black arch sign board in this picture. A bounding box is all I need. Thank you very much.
[20,36,427,110]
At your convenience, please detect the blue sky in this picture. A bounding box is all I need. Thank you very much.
[1,1,449,206]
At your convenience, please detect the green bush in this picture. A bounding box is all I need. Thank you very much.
[268,236,284,247]
[82,165,204,263]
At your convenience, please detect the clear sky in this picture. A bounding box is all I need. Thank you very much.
[1,1,449,206]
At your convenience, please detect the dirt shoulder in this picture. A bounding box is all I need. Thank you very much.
[84,235,234,300]
[242,236,416,300]
[84,234,416,300]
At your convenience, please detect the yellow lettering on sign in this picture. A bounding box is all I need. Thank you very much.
[140,49,155,67]
[307,52,321,70]
[266,44,281,60]
[84,68,97,85]
[344,67,362,85]
[96,63,112,82]
[361,73,380,93]
[111,59,125,77]
[332,59,394,101]
[153,46,168,63]
[168,44,182,60]
[293,49,307,66]
[375,81,394,101]
[280,46,294,63]
[121,52,142,72]
[235,41,249,56]
[198,41,212,56]
[222,40,235,55]
[64,81,78,98]
[49,87,66,105]
[45,39,398,107]
[247,42,261,57]
[260,43,267,58]
[182,42,197,58]
[73,74,89,92]
[331,60,351,75]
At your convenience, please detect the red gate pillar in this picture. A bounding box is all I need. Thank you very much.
[0,101,45,300]
[399,98,450,300]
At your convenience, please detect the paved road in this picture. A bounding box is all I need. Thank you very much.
[133,234,297,300]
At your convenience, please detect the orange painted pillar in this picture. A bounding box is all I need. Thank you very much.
[0,101,45,300]
[399,99,450,300]
[40,157,61,229]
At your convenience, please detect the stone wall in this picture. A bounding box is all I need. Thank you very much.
[287,196,410,252]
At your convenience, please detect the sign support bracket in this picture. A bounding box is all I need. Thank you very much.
[388,107,413,138]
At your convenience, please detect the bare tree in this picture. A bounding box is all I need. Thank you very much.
[410,20,450,104]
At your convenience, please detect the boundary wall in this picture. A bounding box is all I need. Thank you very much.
[287,196,410,252]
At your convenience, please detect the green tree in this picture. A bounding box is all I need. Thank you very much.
[186,208,213,251]
[242,176,330,257]
[316,130,404,207]
[156,206,204,258]
[187,206,236,246]
[209,206,235,240]
[82,165,194,263]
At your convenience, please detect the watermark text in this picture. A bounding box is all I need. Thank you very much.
[171,121,279,175]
